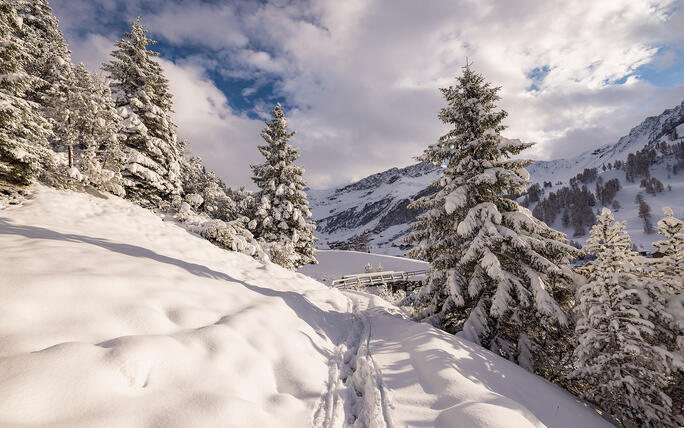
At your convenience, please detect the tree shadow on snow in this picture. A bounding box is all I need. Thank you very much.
[370,314,589,427]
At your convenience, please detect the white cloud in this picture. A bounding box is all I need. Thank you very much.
[67,33,114,73]
[259,0,684,186]
[158,59,265,189]
[145,3,248,49]
[52,0,684,189]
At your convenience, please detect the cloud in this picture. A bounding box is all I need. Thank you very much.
[67,33,114,72]
[158,59,265,189]
[51,0,684,189]
[144,3,248,49]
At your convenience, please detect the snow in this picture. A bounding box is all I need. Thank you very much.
[0,186,610,427]
[364,303,593,428]
[0,186,339,427]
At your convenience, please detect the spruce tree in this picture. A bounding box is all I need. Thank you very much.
[13,0,76,164]
[44,65,78,170]
[404,64,579,372]
[0,2,54,184]
[572,208,678,427]
[180,154,238,219]
[652,207,684,424]
[12,0,74,104]
[654,207,684,285]
[250,104,316,269]
[72,64,126,195]
[103,18,183,205]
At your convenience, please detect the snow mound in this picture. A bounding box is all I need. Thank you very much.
[0,186,610,427]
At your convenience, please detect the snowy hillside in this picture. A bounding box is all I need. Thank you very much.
[308,100,684,254]
[0,186,610,427]
[527,159,684,251]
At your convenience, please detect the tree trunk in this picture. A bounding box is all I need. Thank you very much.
[68,146,73,169]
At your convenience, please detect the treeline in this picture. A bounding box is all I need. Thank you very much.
[523,140,683,236]
[0,1,316,269]
[530,184,596,236]
[525,167,601,236]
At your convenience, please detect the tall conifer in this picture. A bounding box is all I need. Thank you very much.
[0,2,54,184]
[572,208,678,427]
[104,18,183,204]
[251,104,316,269]
[405,64,578,370]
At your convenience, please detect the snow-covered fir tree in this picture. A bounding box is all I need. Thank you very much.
[572,208,679,427]
[174,150,262,259]
[231,186,258,224]
[0,2,54,185]
[654,207,684,285]
[43,64,78,170]
[652,207,684,424]
[12,0,73,107]
[250,104,316,269]
[72,64,125,195]
[404,64,579,372]
[12,0,76,170]
[180,154,237,219]
[103,18,183,205]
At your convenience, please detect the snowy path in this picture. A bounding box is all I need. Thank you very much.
[312,296,395,428]
[324,291,611,428]
[0,187,611,427]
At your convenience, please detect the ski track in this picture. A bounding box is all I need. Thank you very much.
[312,295,395,428]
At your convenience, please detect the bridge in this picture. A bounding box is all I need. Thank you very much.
[331,270,428,289]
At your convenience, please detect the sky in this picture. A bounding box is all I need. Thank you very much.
[50,0,684,190]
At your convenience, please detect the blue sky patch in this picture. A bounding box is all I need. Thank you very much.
[526,65,551,92]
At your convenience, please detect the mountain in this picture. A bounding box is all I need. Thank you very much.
[308,101,684,255]
[307,162,440,255]
[0,185,609,427]
[527,100,684,184]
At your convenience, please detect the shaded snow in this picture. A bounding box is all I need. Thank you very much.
[0,186,610,427]
[0,186,344,427]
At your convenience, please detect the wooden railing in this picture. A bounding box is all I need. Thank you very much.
[331,270,427,288]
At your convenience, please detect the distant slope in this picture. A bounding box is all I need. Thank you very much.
[529,156,684,250]
[0,186,610,427]
[309,100,684,254]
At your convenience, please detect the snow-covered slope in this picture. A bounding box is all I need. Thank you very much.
[0,186,610,427]
[532,161,684,250]
[0,186,342,427]
[309,100,684,254]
